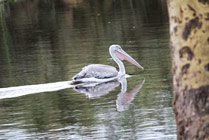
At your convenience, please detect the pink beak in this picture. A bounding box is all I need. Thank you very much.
[116,49,144,70]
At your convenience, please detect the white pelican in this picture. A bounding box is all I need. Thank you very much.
[72,45,143,83]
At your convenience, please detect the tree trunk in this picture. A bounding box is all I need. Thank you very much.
[167,0,209,139]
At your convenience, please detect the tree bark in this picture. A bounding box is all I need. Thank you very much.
[167,0,209,139]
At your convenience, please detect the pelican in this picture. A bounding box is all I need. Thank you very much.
[72,45,143,83]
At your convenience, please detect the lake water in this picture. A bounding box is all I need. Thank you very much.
[0,0,176,139]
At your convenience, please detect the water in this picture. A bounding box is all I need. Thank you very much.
[0,0,176,139]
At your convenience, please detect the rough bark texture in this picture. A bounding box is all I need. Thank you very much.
[167,0,209,139]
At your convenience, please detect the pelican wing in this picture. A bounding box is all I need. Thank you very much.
[73,64,118,81]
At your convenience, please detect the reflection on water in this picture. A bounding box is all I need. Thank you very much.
[74,80,120,99]
[117,78,145,112]
[0,0,176,139]
[73,77,144,111]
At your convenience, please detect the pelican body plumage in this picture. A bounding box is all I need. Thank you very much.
[72,45,143,83]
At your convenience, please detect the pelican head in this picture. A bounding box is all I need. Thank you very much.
[109,45,144,70]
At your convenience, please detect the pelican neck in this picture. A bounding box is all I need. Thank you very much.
[110,51,126,76]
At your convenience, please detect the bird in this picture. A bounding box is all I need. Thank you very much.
[72,45,143,83]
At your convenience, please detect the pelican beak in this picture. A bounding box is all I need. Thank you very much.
[116,49,144,70]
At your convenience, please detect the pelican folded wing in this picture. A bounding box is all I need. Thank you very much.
[73,64,118,81]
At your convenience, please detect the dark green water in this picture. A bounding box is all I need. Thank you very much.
[0,0,176,139]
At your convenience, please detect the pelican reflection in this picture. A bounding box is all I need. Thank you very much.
[116,78,145,111]
[73,77,145,111]
[73,80,120,99]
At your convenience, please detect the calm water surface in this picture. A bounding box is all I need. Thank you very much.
[0,0,176,139]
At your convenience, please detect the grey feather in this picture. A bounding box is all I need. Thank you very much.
[73,64,118,81]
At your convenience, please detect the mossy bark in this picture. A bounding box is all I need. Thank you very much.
[167,0,209,139]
